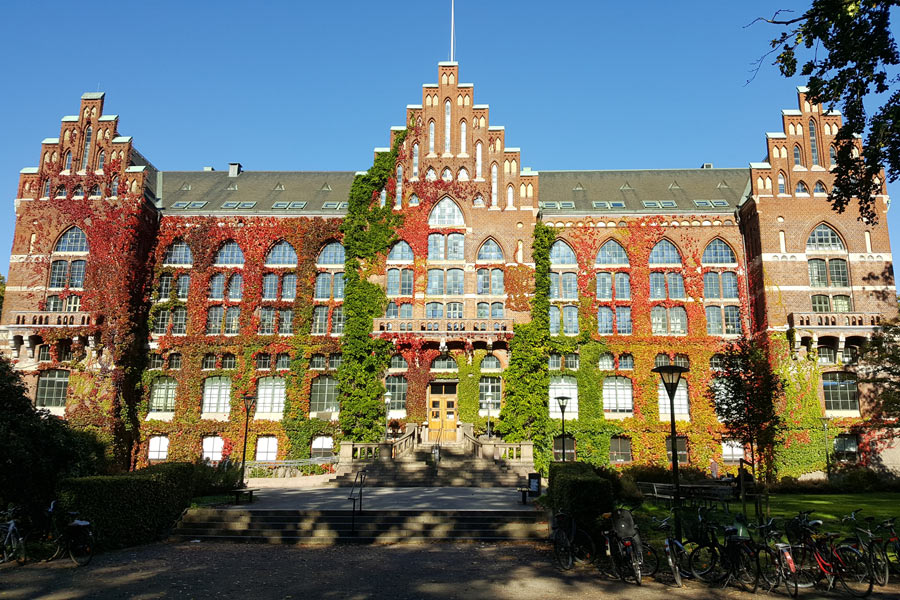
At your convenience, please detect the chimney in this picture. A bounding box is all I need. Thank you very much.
[228,162,242,177]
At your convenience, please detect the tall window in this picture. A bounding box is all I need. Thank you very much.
[491,163,498,206]
[809,119,820,165]
[444,100,451,153]
[310,376,339,413]
[794,145,804,167]
[666,436,688,464]
[428,233,465,260]
[480,377,502,411]
[385,375,407,410]
[150,377,177,411]
[314,272,345,299]
[549,375,578,419]
[477,268,504,295]
[603,377,633,414]
[460,120,467,154]
[257,377,286,414]
[476,142,483,178]
[823,372,858,411]
[202,377,231,413]
[81,126,92,170]
[36,369,69,407]
[778,172,786,194]
[387,268,414,295]
[658,380,689,417]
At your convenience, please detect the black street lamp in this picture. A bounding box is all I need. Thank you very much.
[486,391,494,439]
[556,396,570,462]
[384,390,393,441]
[240,392,257,489]
[820,417,830,477]
[652,364,688,540]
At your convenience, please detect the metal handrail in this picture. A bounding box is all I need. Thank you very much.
[347,469,367,535]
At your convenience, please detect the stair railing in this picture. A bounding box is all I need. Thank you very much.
[461,431,482,457]
[347,469,367,535]
[393,430,416,458]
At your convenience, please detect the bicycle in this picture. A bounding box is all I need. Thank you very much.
[596,507,657,585]
[841,509,890,587]
[877,517,900,575]
[789,511,874,598]
[752,517,799,598]
[689,512,759,592]
[650,513,696,587]
[551,512,595,570]
[0,508,26,565]
[27,501,94,567]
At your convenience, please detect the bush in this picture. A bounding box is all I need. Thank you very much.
[548,462,616,533]
[773,465,900,494]
[620,464,709,484]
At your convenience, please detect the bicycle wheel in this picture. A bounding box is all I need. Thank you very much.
[628,546,642,586]
[690,543,724,583]
[758,546,780,590]
[835,545,874,598]
[2,532,26,565]
[67,528,93,567]
[781,550,800,599]
[677,540,696,579]
[885,540,900,575]
[734,544,759,593]
[553,529,574,570]
[867,542,889,586]
[666,541,682,587]
[572,529,596,565]
[792,543,819,589]
[640,543,659,577]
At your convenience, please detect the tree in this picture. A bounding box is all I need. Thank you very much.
[709,336,785,481]
[755,1,900,223]
[0,356,104,513]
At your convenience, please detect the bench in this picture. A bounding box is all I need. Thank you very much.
[231,488,259,505]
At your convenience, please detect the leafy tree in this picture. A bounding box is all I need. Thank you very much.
[0,356,104,513]
[755,0,899,223]
[708,336,785,481]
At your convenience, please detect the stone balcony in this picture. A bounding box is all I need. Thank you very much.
[373,317,513,338]
[789,312,883,329]
[8,310,96,328]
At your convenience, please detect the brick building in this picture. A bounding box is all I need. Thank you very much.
[2,63,897,475]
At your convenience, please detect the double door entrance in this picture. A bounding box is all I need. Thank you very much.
[428,381,457,443]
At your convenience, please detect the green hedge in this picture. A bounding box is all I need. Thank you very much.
[548,462,615,529]
[58,461,239,549]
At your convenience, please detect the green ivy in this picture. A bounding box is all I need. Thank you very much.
[337,130,408,441]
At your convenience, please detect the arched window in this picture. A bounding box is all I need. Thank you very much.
[390,354,408,369]
[807,224,844,251]
[431,355,458,370]
[215,241,244,265]
[777,172,786,194]
[482,354,501,370]
[88,185,100,197]
[793,145,804,167]
[795,181,810,195]
[813,181,827,195]
[310,376,339,413]
[55,227,88,252]
[428,120,435,154]
[596,240,629,265]
[809,119,820,165]
[702,239,736,264]
[603,377,633,414]
[318,242,346,264]
[43,179,51,197]
[110,176,119,196]
[476,142,483,178]
[460,120,467,155]
[829,145,837,167]
[549,241,576,265]
[265,241,297,265]
[491,163,498,206]
[149,376,177,411]
[163,240,193,266]
[412,143,419,178]
[396,165,403,206]
[649,240,681,264]
[55,185,67,198]
[598,353,614,370]
[81,126,92,170]
[73,185,84,197]
[388,241,414,261]
[444,100,451,153]
[506,185,514,208]
[477,239,504,261]
[97,150,105,170]
[428,198,465,227]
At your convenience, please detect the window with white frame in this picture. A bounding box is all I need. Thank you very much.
[658,379,689,418]
[479,377,502,411]
[385,375,407,410]
[603,377,633,414]
[549,376,578,419]
[148,436,169,461]
[36,369,69,407]
[255,436,278,461]
[202,436,224,461]
[311,436,334,458]
[202,377,231,413]
[310,376,339,413]
[150,377,177,411]
[257,377,286,414]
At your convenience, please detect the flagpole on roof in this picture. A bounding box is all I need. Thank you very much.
[450,0,455,62]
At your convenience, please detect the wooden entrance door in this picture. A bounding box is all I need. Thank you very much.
[428,382,457,442]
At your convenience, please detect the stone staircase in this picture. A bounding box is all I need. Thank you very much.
[172,508,548,544]
[331,444,532,488]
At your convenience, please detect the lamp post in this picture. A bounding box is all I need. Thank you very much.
[384,390,393,441]
[652,364,688,540]
[820,417,830,477]
[240,392,257,489]
[486,391,493,439]
[556,396,570,462]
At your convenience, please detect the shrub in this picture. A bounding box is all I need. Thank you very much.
[620,464,708,484]
[548,462,616,533]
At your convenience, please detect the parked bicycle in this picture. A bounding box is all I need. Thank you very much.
[752,517,799,597]
[689,511,759,592]
[551,511,595,570]
[596,507,657,585]
[1,507,26,565]
[878,517,900,575]
[841,509,890,587]
[650,513,695,587]
[26,501,94,567]
[788,510,874,598]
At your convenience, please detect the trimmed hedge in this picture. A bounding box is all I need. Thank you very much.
[548,462,616,529]
[58,461,240,549]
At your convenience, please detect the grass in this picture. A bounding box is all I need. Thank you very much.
[189,494,235,508]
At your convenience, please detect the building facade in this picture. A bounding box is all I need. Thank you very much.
[2,63,897,475]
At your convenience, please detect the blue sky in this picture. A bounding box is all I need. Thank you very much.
[0,1,897,279]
